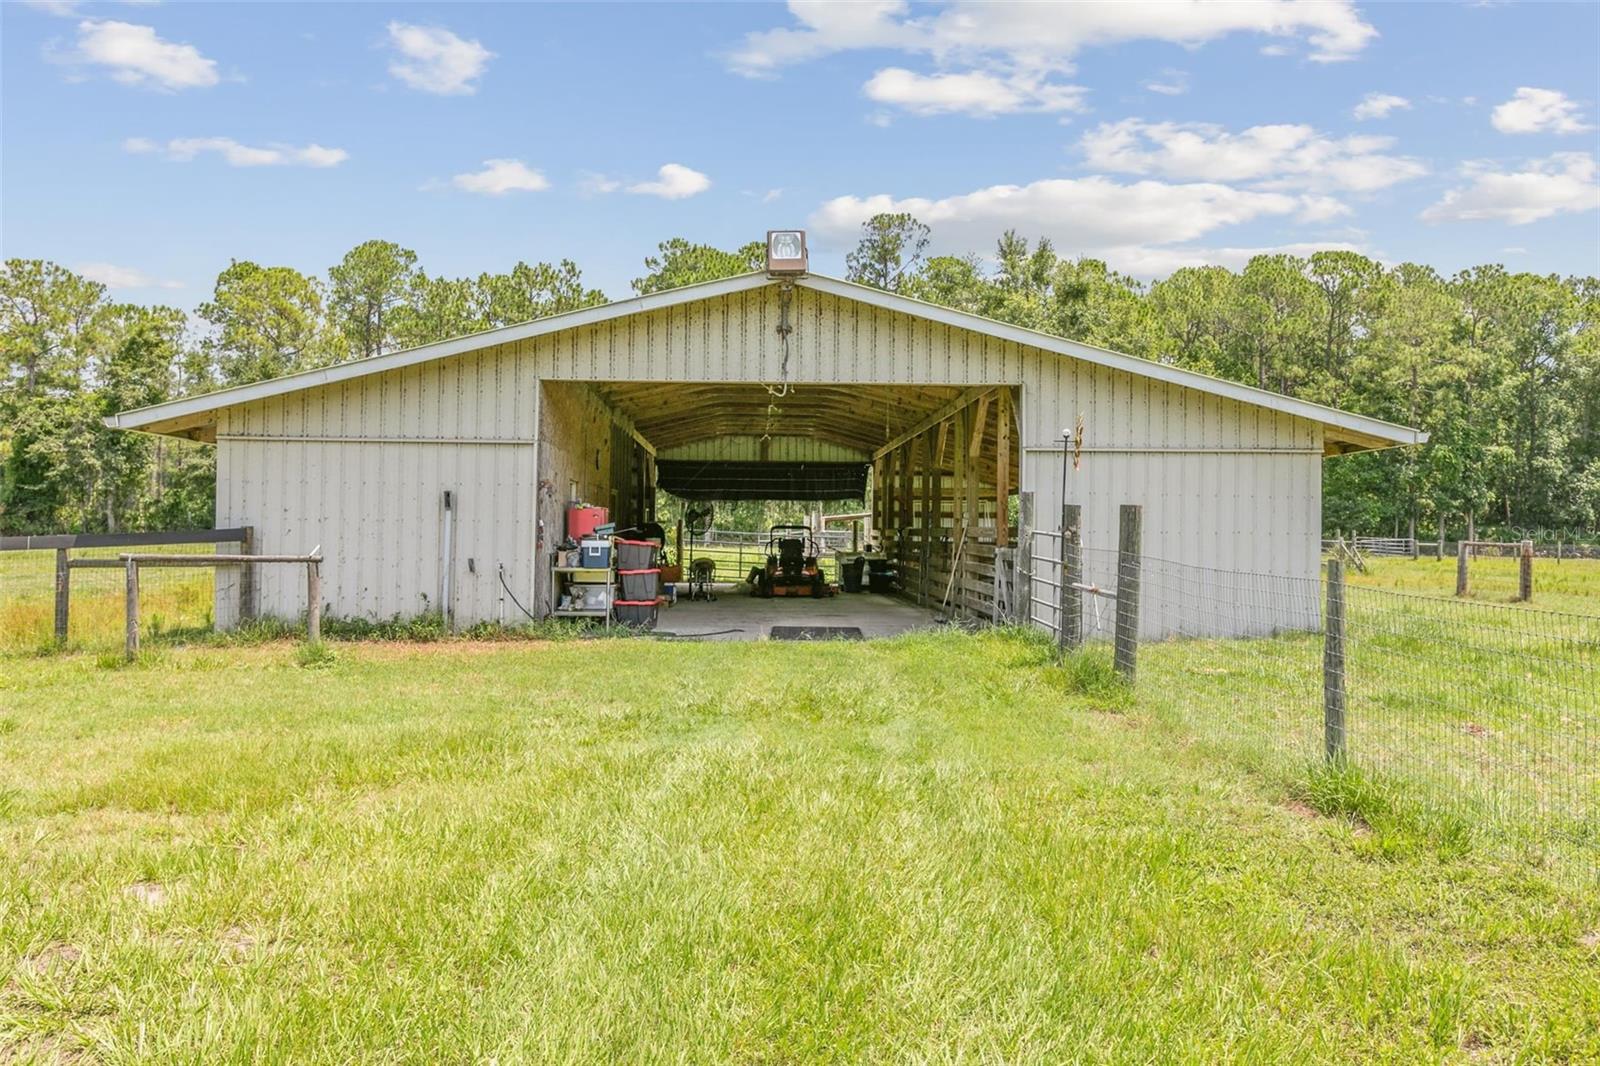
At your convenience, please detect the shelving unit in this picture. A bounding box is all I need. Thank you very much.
[550,562,614,627]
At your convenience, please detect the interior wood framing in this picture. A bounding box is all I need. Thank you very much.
[576,379,1022,620]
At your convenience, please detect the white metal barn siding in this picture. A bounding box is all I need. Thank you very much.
[213,345,538,626]
[109,272,1418,634]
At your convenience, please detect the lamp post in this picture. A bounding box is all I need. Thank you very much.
[1060,427,1073,511]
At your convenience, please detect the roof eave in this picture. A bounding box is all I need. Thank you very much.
[108,271,774,434]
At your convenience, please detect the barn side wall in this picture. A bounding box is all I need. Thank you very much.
[214,344,538,628]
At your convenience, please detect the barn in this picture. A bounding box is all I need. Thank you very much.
[107,234,1422,637]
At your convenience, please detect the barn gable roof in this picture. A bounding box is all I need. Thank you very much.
[107,271,1424,452]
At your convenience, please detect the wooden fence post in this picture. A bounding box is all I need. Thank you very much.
[1518,539,1533,602]
[1015,491,1034,625]
[54,548,70,642]
[1113,504,1142,681]
[1058,504,1082,655]
[306,560,322,644]
[1455,541,1469,597]
[124,558,140,661]
[238,526,257,623]
[1324,558,1347,762]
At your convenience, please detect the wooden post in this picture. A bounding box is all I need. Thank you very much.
[238,526,257,623]
[53,547,70,642]
[994,391,1010,549]
[1324,558,1347,762]
[1058,503,1081,654]
[306,560,322,644]
[1113,504,1142,681]
[1456,541,1469,597]
[1016,491,1034,626]
[1518,539,1533,602]
[124,558,140,661]
[920,429,935,606]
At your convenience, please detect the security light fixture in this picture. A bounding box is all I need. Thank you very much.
[766,229,808,276]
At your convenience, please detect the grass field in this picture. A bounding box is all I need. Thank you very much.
[1351,554,1600,616]
[2,630,1598,1062]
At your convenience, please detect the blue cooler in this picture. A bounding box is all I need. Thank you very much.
[580,538,611,569]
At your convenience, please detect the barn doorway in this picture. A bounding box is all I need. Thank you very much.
[535,379,1021,635]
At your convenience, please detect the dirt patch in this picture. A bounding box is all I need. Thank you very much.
[1282,800,1321,820]
[16,942,82,976]
[219,925,258,960]
[354,641,559,661]
[1461,721,1489,738]
[124,881,168,908]
[1579,929,1600,951]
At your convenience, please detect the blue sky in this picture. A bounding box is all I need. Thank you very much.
[3,1,1598,306]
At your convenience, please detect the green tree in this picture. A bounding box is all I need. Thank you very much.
[392,272,481,349]
[845,213,930,292]
[0,259,105,397]
[474,260,605,327]
[200,261,337,385]
[328,240,418,359]
[632,239,764,294]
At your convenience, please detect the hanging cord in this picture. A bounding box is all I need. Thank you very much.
[498,563,539,621]
[766,283,794,403]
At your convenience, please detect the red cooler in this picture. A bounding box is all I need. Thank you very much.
[566,505,608,541]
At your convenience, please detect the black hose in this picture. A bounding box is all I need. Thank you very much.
[498,565,539,621]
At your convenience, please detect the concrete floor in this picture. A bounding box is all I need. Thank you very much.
[651,588,942,641]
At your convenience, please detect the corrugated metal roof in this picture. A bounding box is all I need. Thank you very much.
[107,270,1425,450]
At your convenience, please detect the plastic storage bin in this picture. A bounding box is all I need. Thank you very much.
[579,538,612,569]
[614,538,657,571]
[618,568,660,602]
[613,599,659,628]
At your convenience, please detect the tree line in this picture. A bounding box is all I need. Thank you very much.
[2,220,1596,540]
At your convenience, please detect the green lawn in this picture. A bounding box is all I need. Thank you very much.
[2,631,1596,1063]
[1351,554,1600,616]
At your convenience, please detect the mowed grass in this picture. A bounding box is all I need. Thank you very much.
[2,631,1598,1063]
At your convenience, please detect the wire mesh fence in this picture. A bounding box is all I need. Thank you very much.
[1,543,233,653]
[1025,528,1599,884]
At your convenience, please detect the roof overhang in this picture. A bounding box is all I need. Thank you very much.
[107,270,1425,454]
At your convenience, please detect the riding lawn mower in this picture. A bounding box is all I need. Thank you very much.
[747,524,835,598]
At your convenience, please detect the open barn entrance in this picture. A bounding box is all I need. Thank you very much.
[536,379,1021,634]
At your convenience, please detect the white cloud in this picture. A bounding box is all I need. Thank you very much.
[23,0,82,16]
[124,136,348,167]
[71,18,218,90]
[1143,69,1189,96]
[627,163,711,200]
[77,262,183,290]
[1422,152,1600,225]
[1352,92,1410,120]
[726,0,1375,78]
[1490,87,1593,135]
[863,67,1085,116]
[577,171,623,196]
[762,188,784,204]
[1079,118,1427,193]
[385,22,492,95]
[449,158,549,195]
[809,176,1305,253]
